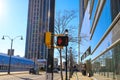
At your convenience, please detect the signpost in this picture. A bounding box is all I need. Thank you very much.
[46,0,55,80]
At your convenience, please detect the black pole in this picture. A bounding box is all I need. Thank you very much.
[69,47,72,78]
[65,46,68,80]
[8,39,13,74]
[46,0,55,80]
[8,55,12,74]
[69,50,71,79]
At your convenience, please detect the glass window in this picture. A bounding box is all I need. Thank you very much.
[111,0,120,20]
[91,0,112,51]
[92,43,120,79]
[90,0,98,28]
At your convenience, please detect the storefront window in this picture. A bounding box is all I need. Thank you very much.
[92,43,120,79]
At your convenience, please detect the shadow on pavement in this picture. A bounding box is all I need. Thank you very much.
[20,78,32,80]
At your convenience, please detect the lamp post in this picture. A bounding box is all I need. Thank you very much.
[65,29,68,80]
[2,35,23,74]
[69,47,72,79]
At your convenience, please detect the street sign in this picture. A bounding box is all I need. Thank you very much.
[8,49,14,56]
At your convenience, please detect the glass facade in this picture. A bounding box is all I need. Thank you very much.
[80,0,91,62]
[91,17,120,79]
[111,0,120,20]
[80,0,120,79]
[91,32,112,60]
[90,0,120,79]
[92,43,120,79]
[92,18,120,59]
[91,0,112,51]
[90,0,98,28]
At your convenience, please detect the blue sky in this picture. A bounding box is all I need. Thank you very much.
[0,0,28,57]
[0,0,79,57]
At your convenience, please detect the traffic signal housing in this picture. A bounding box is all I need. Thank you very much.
[57,36,68,46]
[45,32,51,46]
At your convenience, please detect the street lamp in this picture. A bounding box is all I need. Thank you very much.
[69,47,72,79]
[2,35,23,74]
[65,29,68,80]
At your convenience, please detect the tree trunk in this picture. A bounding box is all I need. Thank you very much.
[60,49,63,80]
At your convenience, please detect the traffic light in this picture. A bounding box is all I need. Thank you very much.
[45,32,51,46]
[57,36,68,46]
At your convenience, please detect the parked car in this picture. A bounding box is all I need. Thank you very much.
[29,68,36,74]
[53,68,59,73]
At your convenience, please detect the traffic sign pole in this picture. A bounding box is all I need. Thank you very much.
[46,0,55,80]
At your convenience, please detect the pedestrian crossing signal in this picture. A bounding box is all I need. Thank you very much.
[57,36,68,46]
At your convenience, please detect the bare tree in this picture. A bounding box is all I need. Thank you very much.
[54,10,77,80]
[54,10,88,80]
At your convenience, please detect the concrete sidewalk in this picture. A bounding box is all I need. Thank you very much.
[70,72,93,80]
[58,72,93,80]
[93,73,113,80]
[70,72,113,80]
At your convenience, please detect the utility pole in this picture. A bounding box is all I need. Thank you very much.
[46,0,55,80]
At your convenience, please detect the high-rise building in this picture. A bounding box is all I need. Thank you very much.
[80,0,120,79]
[25,0,50,59]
